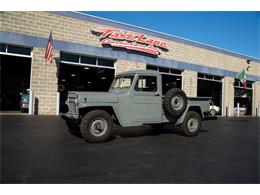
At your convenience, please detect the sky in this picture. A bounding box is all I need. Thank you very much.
[83,11,260,59]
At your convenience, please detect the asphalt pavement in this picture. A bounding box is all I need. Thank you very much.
[0,115,259,183]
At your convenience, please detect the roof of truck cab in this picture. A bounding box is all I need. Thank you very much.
[116,70,160,76]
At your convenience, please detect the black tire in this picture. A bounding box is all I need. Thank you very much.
[163,88,188,117]
[80,110,113,143]
[178,111,201,137]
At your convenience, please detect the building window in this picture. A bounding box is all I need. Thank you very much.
[60,52,79,63]
[135,76,157,92]
[81,56,96,65]
[98,58,114,67]
[60,52,115,68]
[0,43,32,56]
[0,44,6,52]
[198,73,222,82]
[147,64,182,76]
[234,79,253,89]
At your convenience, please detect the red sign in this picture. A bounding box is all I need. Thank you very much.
[92,29,168,56]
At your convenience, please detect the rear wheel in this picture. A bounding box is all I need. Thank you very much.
[178,111,201,137]
[80,110,113,143]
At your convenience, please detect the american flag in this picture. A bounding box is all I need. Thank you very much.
[45,30,53,63]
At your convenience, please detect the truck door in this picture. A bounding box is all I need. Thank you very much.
[132,75,162,122]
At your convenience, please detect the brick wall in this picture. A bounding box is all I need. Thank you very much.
[115,59,146,74]
[253,81,260,116]
[30,48,58,115]
[222,77,235,116]
[182,70,197,97]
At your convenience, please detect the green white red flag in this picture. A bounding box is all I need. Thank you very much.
[236,70,247,88]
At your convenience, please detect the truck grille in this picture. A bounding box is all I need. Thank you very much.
[68,96,77,114]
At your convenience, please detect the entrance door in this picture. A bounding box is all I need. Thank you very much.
[132,75,162,122]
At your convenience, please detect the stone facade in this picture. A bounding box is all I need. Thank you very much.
[222,77,235,116]
[0,11,260,116]
[182,70,197,97]
[253,81,260,116]
[115,60,146,74]
[30,48,59,115]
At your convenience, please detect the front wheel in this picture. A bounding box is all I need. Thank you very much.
[178,111,201,137]
[80,110,113,143]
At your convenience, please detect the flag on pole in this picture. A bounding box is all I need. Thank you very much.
[45,30,53,63]
[236,70,247,88]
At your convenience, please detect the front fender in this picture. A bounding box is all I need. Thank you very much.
[77,103,124,127]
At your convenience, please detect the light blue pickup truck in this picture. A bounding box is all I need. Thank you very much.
[61,70,213,143]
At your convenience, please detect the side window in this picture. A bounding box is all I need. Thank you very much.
[135,76,157,92]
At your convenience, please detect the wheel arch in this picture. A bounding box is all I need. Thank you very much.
[176,105,203,126]
[79,106,122,126]
[188,106,203,119]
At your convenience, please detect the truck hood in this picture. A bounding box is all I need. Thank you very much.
[69,91,119,103]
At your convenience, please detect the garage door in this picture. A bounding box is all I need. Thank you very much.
[0,44,32,113]
[197,73,223,115]
[234,79,253,116]
[58,52,115,106]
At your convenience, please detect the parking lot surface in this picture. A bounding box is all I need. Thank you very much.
[1,115,259,183]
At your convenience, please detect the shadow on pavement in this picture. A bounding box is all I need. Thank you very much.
[66,123,210,141]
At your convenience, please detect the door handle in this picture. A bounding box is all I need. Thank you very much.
[154,92,160,96]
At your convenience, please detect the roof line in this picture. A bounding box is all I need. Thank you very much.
[49,11,260,63]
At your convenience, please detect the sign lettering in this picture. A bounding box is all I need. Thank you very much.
[92,29,168,56]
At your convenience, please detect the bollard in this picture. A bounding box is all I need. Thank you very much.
[226,106,228,117]
[56,92,60,116]
[28,90,34,115]
[237,103,240,117]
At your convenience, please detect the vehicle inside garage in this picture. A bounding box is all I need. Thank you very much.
[234,79,253,116]
[197,73,222,115]
[0,45,32,112]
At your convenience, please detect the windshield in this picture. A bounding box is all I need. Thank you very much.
[110,75,134,90]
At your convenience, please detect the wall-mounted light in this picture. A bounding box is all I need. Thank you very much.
[101,77,106,80]
[61,79,66,82]
[71,74,76,77]
[84,67,89,70]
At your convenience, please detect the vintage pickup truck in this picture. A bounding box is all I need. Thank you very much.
[61,70,213,143]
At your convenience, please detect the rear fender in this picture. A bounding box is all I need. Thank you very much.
[175,106,203,125]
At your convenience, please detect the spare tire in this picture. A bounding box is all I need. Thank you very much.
[163,88,188,117]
